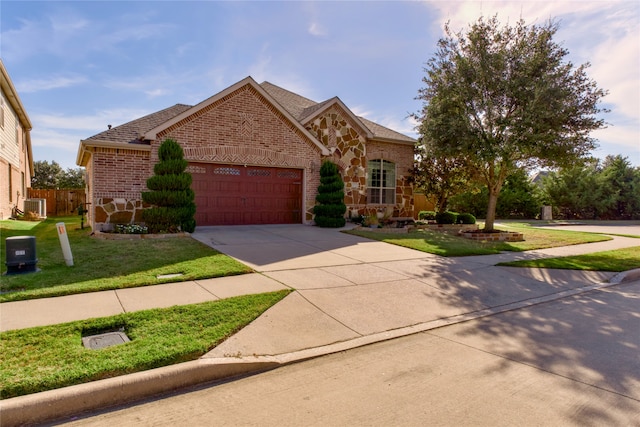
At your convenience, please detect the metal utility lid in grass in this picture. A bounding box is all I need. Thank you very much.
[82,331,130,350]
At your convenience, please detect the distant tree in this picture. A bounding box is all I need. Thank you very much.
[450,169,542,219]
[415,16,608,231]
[413,143,473,213]
[58,168,85,189]
[542,160,613,219]
[600,155,640,219]
[32,160,85,189]
[142,138,196,233]
[314,161,346,228]
[32,160,64,189]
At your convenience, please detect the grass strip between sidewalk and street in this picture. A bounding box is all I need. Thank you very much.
[345,222,612,257]
[0,290,290,399]
[1,217,252,302]
[497,246,640,271]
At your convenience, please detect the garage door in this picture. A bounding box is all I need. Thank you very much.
[189,163,303,225]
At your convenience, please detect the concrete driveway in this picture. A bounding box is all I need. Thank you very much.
[191,224,430,271]
[192,224,627,358]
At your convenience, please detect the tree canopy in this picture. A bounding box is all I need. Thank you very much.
[32,160,85,189]
[415,16,608,230]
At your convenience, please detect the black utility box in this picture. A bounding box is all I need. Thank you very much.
[5,236,39,274]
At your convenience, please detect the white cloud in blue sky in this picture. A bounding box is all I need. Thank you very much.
[1,0,637,169]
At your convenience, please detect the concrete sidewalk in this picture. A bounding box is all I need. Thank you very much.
[2,224,639,426]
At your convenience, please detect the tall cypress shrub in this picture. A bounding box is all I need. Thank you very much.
[313,161,346,228]
[142,138,196,233]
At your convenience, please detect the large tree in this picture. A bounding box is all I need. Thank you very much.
[415,16,608,231]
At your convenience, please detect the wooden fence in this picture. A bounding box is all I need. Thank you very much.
[27,189,87,217]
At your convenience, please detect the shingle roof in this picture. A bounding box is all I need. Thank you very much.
[82,81,414,145]
[358,116,415,143]
[260,81,414,144]
[85,104,192,144]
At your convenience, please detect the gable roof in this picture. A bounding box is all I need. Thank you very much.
[260,81,414,144]
[261,82,373,139]
[77,77,414,166]
[142,77,328,156]
[87,104,192,145]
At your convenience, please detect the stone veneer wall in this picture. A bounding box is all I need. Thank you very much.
[306,107,414,219]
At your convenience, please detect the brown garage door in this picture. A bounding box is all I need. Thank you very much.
[189,163,303,225]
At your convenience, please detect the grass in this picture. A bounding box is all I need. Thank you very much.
[345,222,612,257]
[0,290,290,399]
[0,217,252,302]
[498,246,640,272]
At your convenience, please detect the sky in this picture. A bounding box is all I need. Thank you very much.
[1,0,638,170]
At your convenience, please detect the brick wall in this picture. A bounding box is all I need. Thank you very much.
[156,84,324,222]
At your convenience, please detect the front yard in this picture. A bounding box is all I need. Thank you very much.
[0,217,252,302]
[345,222,613,257]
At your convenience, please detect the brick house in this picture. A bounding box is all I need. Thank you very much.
[0,59,34,220]
[76,77,415,230]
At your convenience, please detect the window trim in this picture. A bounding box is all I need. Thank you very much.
[366,159,396,205]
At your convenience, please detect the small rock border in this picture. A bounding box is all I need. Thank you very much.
[460,231,524,242]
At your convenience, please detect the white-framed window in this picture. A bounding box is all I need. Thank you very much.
[367,159,396,204]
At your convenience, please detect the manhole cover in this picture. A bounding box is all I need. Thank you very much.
[82,331,130,350]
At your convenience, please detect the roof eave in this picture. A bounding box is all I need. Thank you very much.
[370,136,416,146]
[76,139,152,167]
[301,97,374,140]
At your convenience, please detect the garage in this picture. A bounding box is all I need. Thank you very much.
[189,163,303,226]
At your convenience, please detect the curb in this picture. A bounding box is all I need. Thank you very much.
[0,358,279,427]
[610,267,640,284]
[2,273,639,426]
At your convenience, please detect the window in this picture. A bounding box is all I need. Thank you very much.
[367,159,395,204]
[0,98,5,129]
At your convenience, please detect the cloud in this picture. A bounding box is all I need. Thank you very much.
[32,108,152,132]
[16,75,88,93]
[308,22,327,37]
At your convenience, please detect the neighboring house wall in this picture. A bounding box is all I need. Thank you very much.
[0,61,33,220]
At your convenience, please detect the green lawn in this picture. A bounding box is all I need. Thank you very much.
[345,222,612,257]
[498,246,640,272]
[0,290,290,399]
[1,217,252,302]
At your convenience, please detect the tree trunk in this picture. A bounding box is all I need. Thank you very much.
[484,189,499,231]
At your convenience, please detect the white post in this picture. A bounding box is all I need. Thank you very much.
[56,222,74,267]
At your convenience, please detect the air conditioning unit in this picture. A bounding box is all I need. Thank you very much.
[23,198,47,218]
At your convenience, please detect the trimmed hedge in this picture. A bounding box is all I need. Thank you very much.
[457,213,476,224]
[435,211,458,224]
[313,161,346,228]
[418,210,436,220]
[142,139,196,233]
